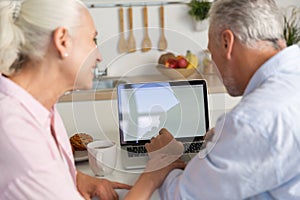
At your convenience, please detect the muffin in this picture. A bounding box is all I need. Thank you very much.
[70,133,93,151]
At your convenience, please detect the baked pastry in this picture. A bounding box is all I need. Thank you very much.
[70,133,93,151]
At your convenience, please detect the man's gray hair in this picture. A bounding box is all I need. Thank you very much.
[209,0,285,48]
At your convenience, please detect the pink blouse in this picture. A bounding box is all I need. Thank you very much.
[0,75,83,199]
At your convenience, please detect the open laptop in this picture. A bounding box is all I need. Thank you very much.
[117,80,210,169]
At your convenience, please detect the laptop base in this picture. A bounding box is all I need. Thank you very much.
[121,147,148,169]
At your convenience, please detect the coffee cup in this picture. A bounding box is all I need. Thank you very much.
[87,140,117,176]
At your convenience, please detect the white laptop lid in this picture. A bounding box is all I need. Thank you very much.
[117,80,209,146]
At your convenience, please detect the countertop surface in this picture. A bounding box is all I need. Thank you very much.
[59,73,225,102]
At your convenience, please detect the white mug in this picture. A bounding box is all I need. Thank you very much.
[87,140,117,176]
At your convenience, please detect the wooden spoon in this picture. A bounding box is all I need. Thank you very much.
[158,5,167,51]
[141,6,152,52]
[118,7,127,53]
[127,6,136,53]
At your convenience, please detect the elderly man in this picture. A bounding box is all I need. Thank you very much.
[132,0,300,199]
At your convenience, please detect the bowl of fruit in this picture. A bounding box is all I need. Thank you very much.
[156,51,199,80]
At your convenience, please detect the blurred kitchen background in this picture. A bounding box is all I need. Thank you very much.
[83,0,300,78]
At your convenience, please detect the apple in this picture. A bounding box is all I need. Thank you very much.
[177,57,188,68]
[165,58,178,68]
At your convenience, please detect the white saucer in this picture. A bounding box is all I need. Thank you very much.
[74,150,88,162]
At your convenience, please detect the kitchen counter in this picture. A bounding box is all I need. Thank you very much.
[59,73,225,102]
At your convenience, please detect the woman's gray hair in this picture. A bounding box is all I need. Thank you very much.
[209,0,285,49]
[0,0,86,74]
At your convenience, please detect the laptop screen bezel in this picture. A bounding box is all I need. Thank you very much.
[117,80,210,146]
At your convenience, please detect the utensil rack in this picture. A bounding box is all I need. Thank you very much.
[86,1,188,8]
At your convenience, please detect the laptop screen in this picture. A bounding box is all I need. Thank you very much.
[117,80,209,145]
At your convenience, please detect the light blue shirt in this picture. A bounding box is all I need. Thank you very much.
[159,45,300,200]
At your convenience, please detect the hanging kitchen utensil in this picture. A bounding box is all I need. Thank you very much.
[141,5,152,52]
[158,5,167,51]
[127,6,136,52]
[118,7,127,53]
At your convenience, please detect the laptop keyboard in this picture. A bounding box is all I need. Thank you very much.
[126,141,204,158]
[183,141,204,153]
[127,146,148,157]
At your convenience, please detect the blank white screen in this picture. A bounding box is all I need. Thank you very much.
[119,84,207,141]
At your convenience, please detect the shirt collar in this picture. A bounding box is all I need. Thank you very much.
[244,45,300,95]
[0,74,51,127]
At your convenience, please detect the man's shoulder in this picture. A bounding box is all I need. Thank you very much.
[228,77,300,130]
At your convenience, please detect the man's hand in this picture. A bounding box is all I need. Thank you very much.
[145,128,184,159]
[124,128,186,200]
[76,171,132,200]
[204,128,215,142]
[145,128,173,152]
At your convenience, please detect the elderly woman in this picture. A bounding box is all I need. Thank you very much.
[0,0,131,199]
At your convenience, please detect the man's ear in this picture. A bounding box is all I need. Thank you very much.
[53,27,71,59]
[221,29,234,60]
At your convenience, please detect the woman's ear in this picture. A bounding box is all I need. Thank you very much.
[53,27,71,59]
[221,29,234,60]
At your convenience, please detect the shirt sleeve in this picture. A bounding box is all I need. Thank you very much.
[159,111,283,200]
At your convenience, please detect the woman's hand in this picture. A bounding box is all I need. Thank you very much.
[76,171,132,200]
